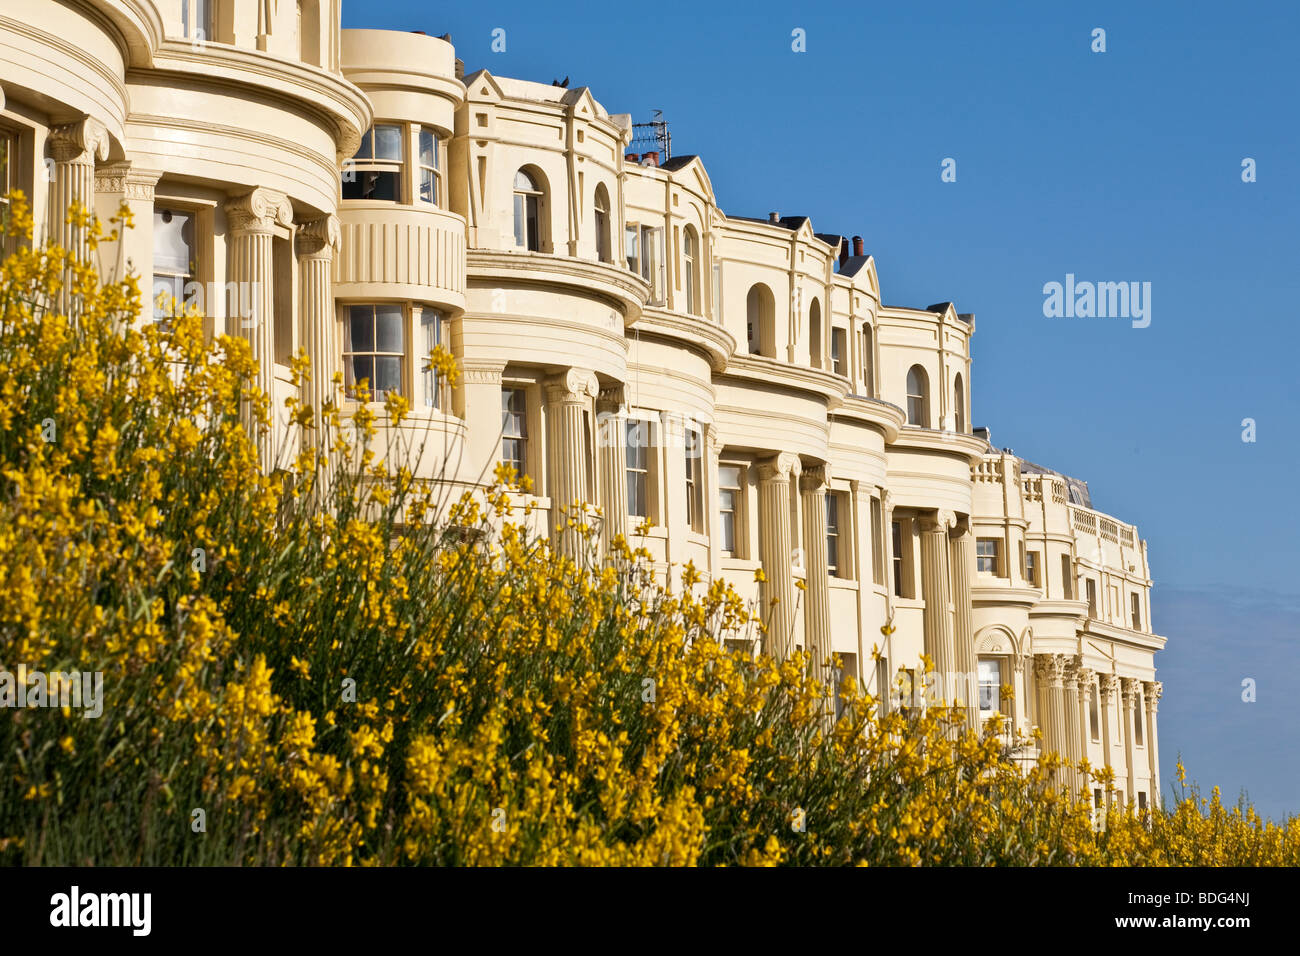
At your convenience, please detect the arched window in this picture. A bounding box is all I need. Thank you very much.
[861,324,875,396]
[513,168,543,251]
[746,284,775,356]
[593,184,612,263]
[953,373,965,433]
[683,226,700,314]
[809,299,822,367]
[906,365,929,426]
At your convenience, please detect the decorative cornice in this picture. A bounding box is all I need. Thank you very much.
[224,187,294,235]
[49,117,110,165]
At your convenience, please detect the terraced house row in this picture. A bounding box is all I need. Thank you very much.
[0,0,1167,809]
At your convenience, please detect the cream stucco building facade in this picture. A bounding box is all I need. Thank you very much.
[1,1,1166,810]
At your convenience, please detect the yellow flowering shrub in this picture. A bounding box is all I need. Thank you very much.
[1,193,1297,866]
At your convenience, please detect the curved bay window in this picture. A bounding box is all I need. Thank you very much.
[593,184,612,262]
[682,226,700,314]
[344,304,404,400]
[513,169,542,251]
[343,124,403,202]
[418,127,441,206]
[906,364,929,426]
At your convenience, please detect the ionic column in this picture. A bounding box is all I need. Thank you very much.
[224,187,293,471]
[1098,673,1118,808]
[1062,659,1082,794]
[1076,666,1095,794]
[918,511,956,705]
[48,117,109,310]
[544,368,598,557]
[799,464,834,696]
[1034,654,1067,785]
[757,453,800,661]
[1143,680,1162,807]
[595,385,628,556]
[948,519,977,725]
[296,216,340,499]
[1120,678,1138,807]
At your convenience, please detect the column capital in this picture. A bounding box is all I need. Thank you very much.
[798,462,831,494]
[1034,652,1065,687]
[225,187,293,235]
[1120,677,1139,709]
[94,161,161,202]
[459,361,506,385]
[881,488,893,512]
[1076,666,1094,700]
[756,452,801,483]
[545,368,598,404]
[918,509,956,534]
[596,382,627,414]
[1143,680,1162,712]
[297,215,340,258]
[1098,672,1118,702]
[1062,657,1080,691]
[49,116,110,165]
[704,421,723,455]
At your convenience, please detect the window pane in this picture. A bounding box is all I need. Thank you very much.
[153,209,195,274]
[419,128,437,168]
[374,356,401,396]
[348,306,374,353]
[348,356,374,394]
[375,306,404,353]
[514,169,537,191]
[374,124,403,160]
[718,465,740,489]
[352,130,373,160]
[420,168,435,204]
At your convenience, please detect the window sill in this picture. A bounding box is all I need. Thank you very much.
[686,531,709,547]
[721,556,761,574]
[828,577,859,591]
[626,522,667,540]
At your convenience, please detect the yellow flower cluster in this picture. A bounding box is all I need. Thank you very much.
[1,192,1297,866]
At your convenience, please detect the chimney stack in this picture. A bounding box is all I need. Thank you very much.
[768,211,780,223]
[852,235,863,257]
[838,238,849,266]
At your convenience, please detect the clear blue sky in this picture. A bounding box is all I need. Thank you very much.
[347,0,1300,818]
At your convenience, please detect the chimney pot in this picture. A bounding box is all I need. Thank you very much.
[641,151,659,167]
[838,239,849,265]
[769,211,780,223]
[852,235,864,257]
[625,153,640,164]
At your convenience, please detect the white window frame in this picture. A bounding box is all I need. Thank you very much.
[343,124,405,203]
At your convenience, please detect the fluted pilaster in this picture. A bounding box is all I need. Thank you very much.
[948,521,977,725]
[1077,666,1095,794]
[596,385,628,554]
[1099,673,1118,808]
[799,464,834,702]
[544,368,598,556]
[48,117,109,312]
[1143,680,1162,807]
[1034,653,1067,786]
[757,453,800,660]
[225,188,291,471]
[918,511,956,704]
[1120,677,1138,805]
[296,215,340,496]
